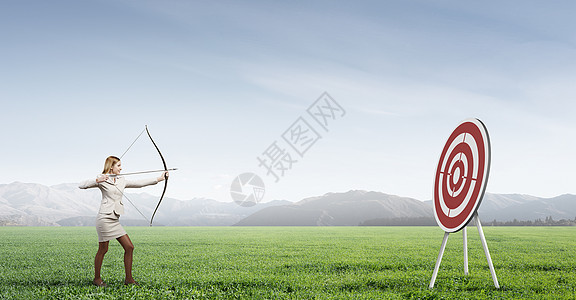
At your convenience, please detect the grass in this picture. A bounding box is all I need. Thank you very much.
[0,226,575,299]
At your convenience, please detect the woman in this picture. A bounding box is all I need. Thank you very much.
[79,156,168,287]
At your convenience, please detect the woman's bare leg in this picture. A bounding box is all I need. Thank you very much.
[94,241,109,286]
[116,234,136,284]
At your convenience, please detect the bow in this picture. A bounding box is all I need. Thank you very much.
[145,125,168,227]
[119,125,170,226]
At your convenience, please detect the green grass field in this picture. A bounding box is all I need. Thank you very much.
[1,226,575,299]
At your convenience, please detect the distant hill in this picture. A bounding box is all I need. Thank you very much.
[235,190,432,226]
[477,193,576,222]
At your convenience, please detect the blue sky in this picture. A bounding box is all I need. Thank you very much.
[1,0,575,203]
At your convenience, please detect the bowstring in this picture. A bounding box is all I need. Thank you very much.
[114,183,150,224]
[115,127,150,223]
[120,128,146,159]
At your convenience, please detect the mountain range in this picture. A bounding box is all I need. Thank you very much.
[1,182,575,226]
[0,182,289,226]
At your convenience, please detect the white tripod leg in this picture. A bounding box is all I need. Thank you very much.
[429,232,449,289]
[475,215,500,289]
[463,226,469,275]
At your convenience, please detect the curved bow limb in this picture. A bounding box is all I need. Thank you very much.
[146,125,168,226]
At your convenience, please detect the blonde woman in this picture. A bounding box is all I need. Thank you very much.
[79,156,168,287]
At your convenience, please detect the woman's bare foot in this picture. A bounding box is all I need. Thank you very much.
[124,279,139,285]
[93,278,108,287]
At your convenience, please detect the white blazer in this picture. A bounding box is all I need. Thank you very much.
[79,176,159,215]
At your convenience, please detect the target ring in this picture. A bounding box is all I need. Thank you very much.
[433,118,491,232]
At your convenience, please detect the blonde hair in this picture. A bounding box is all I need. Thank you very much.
[102,156,120,174]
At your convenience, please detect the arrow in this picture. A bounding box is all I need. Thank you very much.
[108,168,178,177]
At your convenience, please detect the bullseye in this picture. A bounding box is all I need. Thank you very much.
[441,141,474,210]
[450,160,464,194]
[433,118,491,233]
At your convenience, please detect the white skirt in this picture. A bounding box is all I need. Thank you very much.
[96,212,127,242]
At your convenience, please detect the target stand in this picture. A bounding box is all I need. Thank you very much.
[429,212,499,289]
[428,118,499,289]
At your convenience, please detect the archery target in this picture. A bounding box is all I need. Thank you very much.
[433,118,491,233]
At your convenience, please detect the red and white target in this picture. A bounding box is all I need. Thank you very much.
[434,118,491,233]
